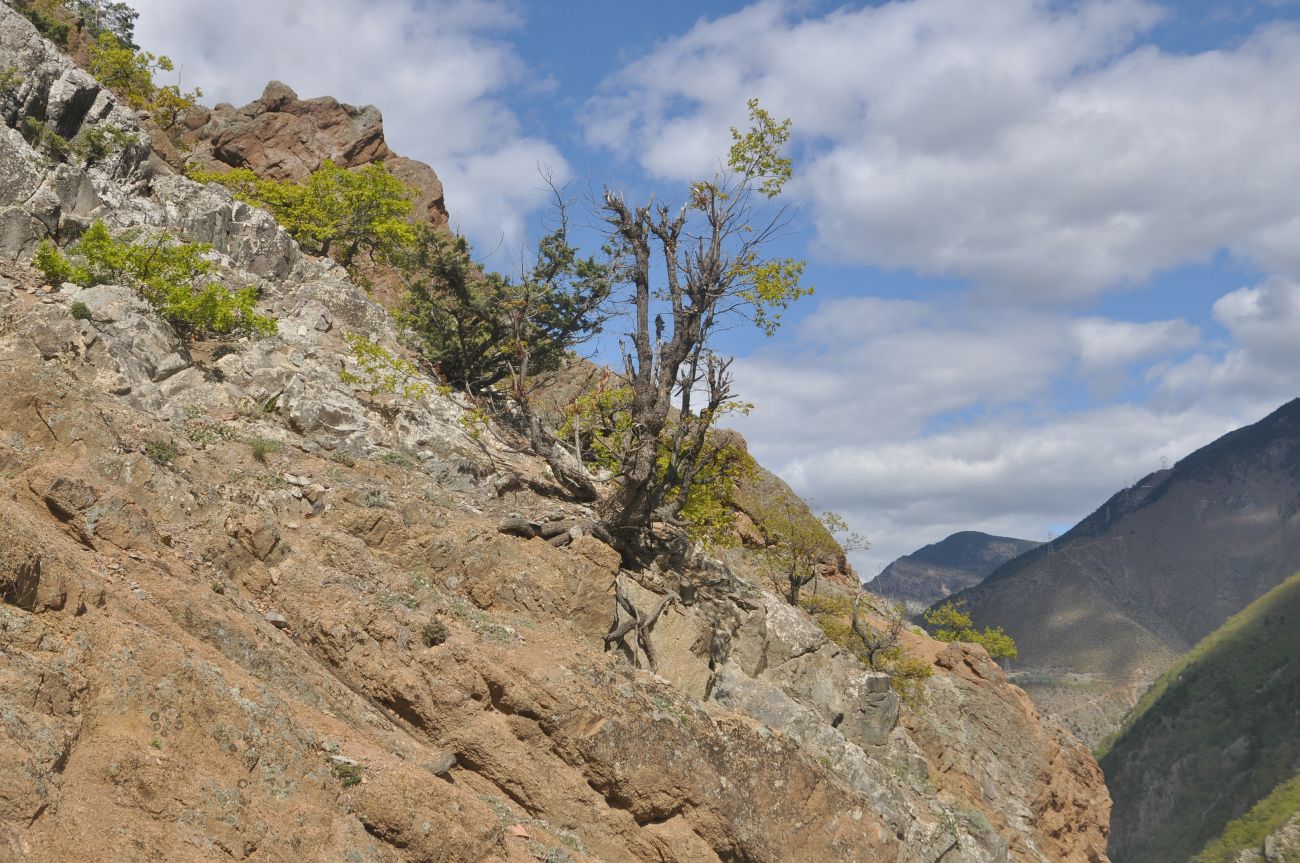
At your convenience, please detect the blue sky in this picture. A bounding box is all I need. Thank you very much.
[131,0,1300,569]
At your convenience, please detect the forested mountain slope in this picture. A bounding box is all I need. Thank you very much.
[1100,572,1300,863]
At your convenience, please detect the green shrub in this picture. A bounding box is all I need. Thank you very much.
[13,1,72,45]
[396,225,610,394]
[338,332,428,401]
[923,601,1018,661]
[378,450,415,468]
[86,31,200,129]
[68,123,137,167]
[68,300,91,320]
[330,762,363,787]
[421,620,448,647]
[144,438,177,466]
[1193,773,1300,862]
[189,160,414,267]
[800,593,934,707]
[33,222,277,340]
[247,436,281,463]
[0,67,23,98]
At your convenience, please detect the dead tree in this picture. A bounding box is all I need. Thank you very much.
[603,574,679,672]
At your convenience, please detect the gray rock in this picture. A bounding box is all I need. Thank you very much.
[264,611,289,629]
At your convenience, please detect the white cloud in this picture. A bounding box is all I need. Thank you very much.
[1157,278,1300,408]
[726,289,1295,569]
[588,0,1300,301]
[130,0,567,254]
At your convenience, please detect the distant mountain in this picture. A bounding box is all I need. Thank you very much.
[871,531,1039,611]
[1100,571,1300,863]
[947,399,1300,684]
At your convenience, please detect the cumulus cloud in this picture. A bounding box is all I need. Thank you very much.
[1157,278,1300,408]
[588,0,1300,300]
[726,290,1295,570]
[131,0,567,253]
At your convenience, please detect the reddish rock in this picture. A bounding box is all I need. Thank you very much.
[183,81,448,231]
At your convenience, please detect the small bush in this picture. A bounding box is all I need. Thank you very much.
[421,620,448,647]
[338,332,429,401]
[86,31,200,129]
[0,66,23,98]
[923,601,1018,661]
[329,450,357,468]
[68,123,137,167]
[247,436,281,463]
[378,450,415,469]
[34,222,277,340]
[189,161,414,267]
[363,488,389,508]
[13,1,72,46]
[144,438,178,466]
[69,301,92,321]
[330,762,363,787]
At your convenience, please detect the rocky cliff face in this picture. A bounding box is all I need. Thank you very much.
[872,531,1040,613]
[0,6,1111,861]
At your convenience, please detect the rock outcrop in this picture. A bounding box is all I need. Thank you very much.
[181,80,448,232]
[0,6,1111,861]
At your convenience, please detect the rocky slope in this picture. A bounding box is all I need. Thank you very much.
[872,531,1040,613]
[0,6,1111,861]
[1099,571,1300,863]
[945,400,1300,741]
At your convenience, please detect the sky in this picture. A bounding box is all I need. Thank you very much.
[129,0,1300,572]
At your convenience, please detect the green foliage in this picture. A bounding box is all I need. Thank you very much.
[67,0,138,48]
[801,593,933,707]
[923,601,1018,661]
[747,488,866,605]
[247,436,280,463]
[338,332,429,401]
[395,221,610,394]
[0,66,22,98]
[86,31,200,129]
[599,100,809,537]
[1099,571,1300,863]
[191,161,414,267]
[34,221,277,340]
[673,434,757,547]
[1193,773,1300,863]
[378,450,415,469]
[68,300,91,320]
[330,762,364,787]
[421,620,448,647]
[21,118,133,167]
[13,0,72,46]
[68,123,137,167]
[19,117,68,161]
[144,438,177,466]
[561,382,756,546]
[727,98,794,197]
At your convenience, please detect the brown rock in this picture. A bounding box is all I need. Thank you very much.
[183,81,448,230]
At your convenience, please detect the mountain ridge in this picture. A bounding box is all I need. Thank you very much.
[872,530,1040,612]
